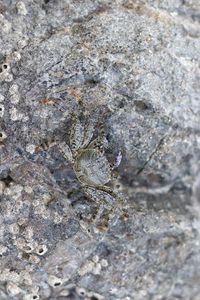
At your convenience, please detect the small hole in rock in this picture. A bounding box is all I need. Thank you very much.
[9,267,17,272]
[23,245,32,252]
[80,291,86,296]
[0,133,2,137]
[2,64,7,70]
[118,100,125,108]
[91,296,98,300]
[38,248,44,254]
[44,0,50,3]
[85,76,101,86]
[134,100,149,111]
[32,296,38,300]
[78,213,83,220]
[54,282,61,287]
[2,175,13,186]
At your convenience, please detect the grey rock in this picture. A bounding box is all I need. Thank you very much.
[0,0,200,299]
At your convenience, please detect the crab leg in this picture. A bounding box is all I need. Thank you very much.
[70,115,84,154]
[58,142,74,164]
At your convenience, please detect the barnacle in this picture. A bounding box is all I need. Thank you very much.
[0,63,9,73]
[0,104,4,117]
[0,130,7,143]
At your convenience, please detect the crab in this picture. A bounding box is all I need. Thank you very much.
[57,113,122,211]
[37,109,124,224]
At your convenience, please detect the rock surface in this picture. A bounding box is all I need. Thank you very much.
[0,0,200,299]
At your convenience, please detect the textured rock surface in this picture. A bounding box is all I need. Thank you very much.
[0,0,200,299]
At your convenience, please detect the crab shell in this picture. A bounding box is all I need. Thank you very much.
[73,149,112,187]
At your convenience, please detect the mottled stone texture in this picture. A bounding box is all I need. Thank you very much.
[0,0,200,299]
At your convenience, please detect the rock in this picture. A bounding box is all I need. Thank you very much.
[0,0,200,299]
